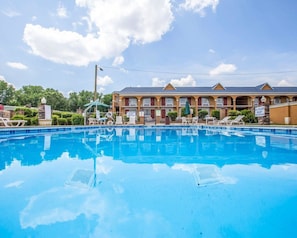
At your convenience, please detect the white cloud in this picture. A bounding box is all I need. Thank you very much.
[7,62,28,70]
[170,75,196,86]
[152,77,166,86]
[97,75,113,87]
[23,24,106,66]
[57,3,68,18]
[209,63,237,76]
[277,79,294,86]
[112,56,124,67]
[2,9,20,17]
[209,48,215,54]
[180,0,220,17]
[23,0,174,66]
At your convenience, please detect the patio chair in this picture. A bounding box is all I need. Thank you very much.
[115,116,123,125]
[96,110,107,124]
[0,117,27,127]
[228,115,245,125]
[181,117,188,125]
[127,116,136,125]
[217,116,231,125]
[191,117,199,125]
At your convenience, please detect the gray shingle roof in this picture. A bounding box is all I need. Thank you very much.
[117,84,297,95]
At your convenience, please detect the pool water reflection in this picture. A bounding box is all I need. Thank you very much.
[0,127,297,237]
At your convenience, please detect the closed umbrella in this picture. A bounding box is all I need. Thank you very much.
[184,100,191,116]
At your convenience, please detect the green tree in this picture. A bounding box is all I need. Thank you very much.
[68,92,80,112]
[43,88,67,110]
[15,85,44,107]
[0,80,15,105]
[102,93,112,106]
[78,90,94,108]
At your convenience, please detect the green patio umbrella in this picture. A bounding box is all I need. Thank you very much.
[84,99,109,108]
[184,100,191,116]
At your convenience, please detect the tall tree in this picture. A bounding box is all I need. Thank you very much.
[15,85,44,107]
[0,80,15,105]
[78,90,94,109]
[102,93,112,106]
[43,88,68,110]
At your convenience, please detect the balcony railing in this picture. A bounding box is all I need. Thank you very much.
[128,103,137,107]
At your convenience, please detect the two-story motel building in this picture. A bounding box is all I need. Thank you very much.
[112,82,297,124]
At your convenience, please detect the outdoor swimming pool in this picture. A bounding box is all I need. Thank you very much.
[0,126,297,237]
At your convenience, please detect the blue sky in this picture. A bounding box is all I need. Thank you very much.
[1,0,297,96]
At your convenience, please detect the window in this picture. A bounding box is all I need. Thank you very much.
[179,98,187,106]
[202,98,209,107]
[274,97,281,104]
[129,98,137,106]
[143,98,150,107]
[253,98,258,106]
[165,98,173,107]
[216,98,223,107]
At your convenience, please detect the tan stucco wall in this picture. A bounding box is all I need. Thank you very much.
[270,102,297,125]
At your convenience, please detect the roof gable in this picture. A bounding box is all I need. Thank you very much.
[257,83,273,90]
[163,83,176,90]
[212,83,225,90]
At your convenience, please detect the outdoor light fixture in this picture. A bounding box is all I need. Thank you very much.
[260,96,266,104]
[94,65,103,101]
[41,97,47,104]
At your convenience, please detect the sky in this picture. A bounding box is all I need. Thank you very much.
[1,0,297,96]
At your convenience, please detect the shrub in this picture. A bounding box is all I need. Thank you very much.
[30,117,39,125]
[52,115,59,125]
[228,110,240,119]
[61,112,73,118]
[211,110,220,119]
[198,110,208,119]
[15,107,38,117]
[53,111,62,118]
[57,118,67,125]
[72,114,84,125]
[240,109,257,123]
[167,111,177,121]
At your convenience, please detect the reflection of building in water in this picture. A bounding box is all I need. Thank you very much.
[1,128,297,171]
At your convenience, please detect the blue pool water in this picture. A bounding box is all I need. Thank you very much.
[0,126,297,237]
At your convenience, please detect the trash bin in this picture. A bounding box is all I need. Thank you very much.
[165,116,170,125]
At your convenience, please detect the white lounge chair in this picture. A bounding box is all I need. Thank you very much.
[192,117,199,125]
[217,116,231,125]
[181,117,188,125]
[115,116,123,125]
[96,110,107,124]
[127,116,136,125]
[229,115,245,125]
[0,117,26,127]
